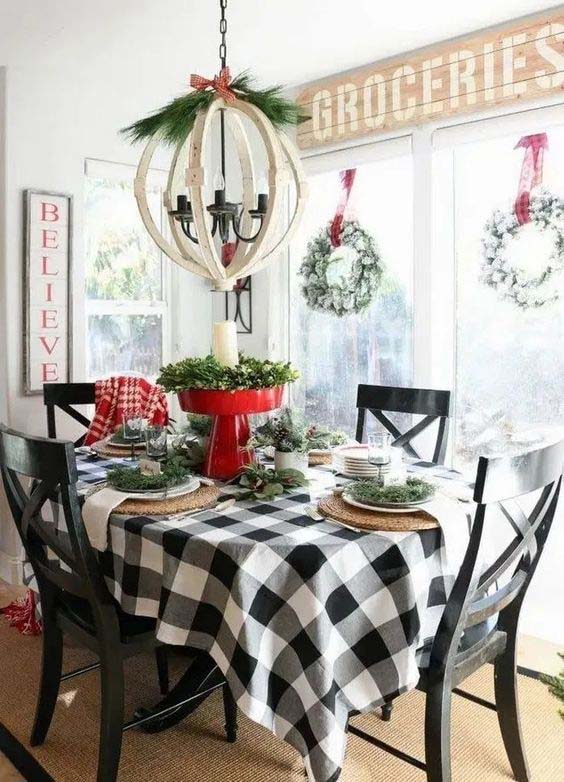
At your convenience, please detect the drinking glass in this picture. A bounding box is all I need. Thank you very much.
[367,432,392,465]
[122,415,146,441]
[146,425,168,459]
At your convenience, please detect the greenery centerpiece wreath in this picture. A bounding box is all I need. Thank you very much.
[299,169,384,317]
[481,134,564,310]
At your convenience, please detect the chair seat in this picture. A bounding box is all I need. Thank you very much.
[57,593,157,641]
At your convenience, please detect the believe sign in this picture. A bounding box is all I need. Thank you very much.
[24,190,72,394]
[296,10,564,149]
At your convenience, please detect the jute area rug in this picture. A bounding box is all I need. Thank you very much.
[0,621,562,782]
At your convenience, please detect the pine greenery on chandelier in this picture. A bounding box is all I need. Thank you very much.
[122,0,309,291]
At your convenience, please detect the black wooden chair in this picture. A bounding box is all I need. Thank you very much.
[43,382,96,446]
[0,426,236,782]
[355,384,452,465]
[349,438,564,781]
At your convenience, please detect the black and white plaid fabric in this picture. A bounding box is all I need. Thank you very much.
[50,453,467,782]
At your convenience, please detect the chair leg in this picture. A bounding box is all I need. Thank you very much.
[223,685,238,743]
[381,702,394,722]
[98,652,125,782]
[30,617,63,746]
[494,649,531,782]
[425,678,453,782]
[155,646,169,695]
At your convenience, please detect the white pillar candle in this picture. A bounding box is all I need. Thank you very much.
[212,321,239,368]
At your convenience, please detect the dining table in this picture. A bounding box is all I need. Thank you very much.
[24,450,473,782]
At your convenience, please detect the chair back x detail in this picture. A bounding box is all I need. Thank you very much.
[43,382,95,446]
[0,425,110,612]
[355,384,452,464]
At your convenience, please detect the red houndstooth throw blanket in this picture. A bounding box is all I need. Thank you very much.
[84,376,169,446]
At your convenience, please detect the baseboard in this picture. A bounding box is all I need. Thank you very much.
[0,550,22,585]
[0,722,53,782]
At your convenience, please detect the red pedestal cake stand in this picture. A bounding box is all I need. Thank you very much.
[178,386,285,481]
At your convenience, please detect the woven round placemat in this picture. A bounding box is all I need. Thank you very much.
[111,484,220,515]
[318,494,439,532]
[309,452,332,466]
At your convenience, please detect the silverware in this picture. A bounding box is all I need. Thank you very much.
[76,445,97,457]
[304,505,361,533]
[160,497,236,521]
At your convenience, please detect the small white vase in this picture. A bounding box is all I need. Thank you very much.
[274,450,308,473]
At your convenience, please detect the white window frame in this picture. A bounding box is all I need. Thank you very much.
[289,95,564,466]
[83,158,172,378]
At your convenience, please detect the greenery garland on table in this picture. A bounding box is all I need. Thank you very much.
[121,72,308,146]
[250,408,347,453]
[481,189,564,309]
[299,219,383,317]
[236,462,308,500]
[157,354,299,392]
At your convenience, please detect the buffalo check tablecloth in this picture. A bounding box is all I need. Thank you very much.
[26,453,473,782]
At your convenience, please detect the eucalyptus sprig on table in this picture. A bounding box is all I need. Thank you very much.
[236,462,308,500]
[346,478,435,505]
[106,458,193,492]
[157,354,299,392]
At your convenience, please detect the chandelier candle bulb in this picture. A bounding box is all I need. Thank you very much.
[212,320,239,367]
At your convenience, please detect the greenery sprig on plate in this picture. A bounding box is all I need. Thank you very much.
[346,478,435,506]
[106,458,193,492]
[121,72,309,147]
[157,354,299,392]
[236,462,308,500]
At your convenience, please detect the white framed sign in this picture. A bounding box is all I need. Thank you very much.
[23,190,72,395]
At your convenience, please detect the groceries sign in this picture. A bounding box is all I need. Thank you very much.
[296,10,564,149]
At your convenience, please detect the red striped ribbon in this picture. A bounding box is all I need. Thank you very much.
[330,169,357,248]
[514,133,548,225]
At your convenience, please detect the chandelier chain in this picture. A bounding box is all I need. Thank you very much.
[219,0,228,70]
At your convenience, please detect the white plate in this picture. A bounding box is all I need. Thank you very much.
[342,492,434,513]
[337,462,390,475]
[334,445,369,457]
[110,476,201,500]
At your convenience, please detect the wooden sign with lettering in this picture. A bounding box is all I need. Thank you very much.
[296,10,564,149]
[23,190,72,394]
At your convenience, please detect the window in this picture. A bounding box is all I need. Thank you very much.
[84,161,168,380]
[442,122,564,471]
[289,144,413,434]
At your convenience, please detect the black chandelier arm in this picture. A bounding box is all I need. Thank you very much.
[180,218,200,245]
[232,213,264,243]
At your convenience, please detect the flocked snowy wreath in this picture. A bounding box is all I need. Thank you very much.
[299,219,383,316]
[481,188,564,309]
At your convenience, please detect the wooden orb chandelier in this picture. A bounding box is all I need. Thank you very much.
[131,1,307,292]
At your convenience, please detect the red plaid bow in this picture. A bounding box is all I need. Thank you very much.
[190,66,236,103]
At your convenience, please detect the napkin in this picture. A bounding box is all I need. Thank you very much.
[416,495,472,573]
[82,488,137,552]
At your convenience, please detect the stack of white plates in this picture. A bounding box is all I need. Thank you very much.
[332,445,389,478]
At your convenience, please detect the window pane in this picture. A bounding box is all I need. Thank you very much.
[290,155,413,434]
[453,127,564,470]
[87,314,163,380]
[85,177,162,301]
